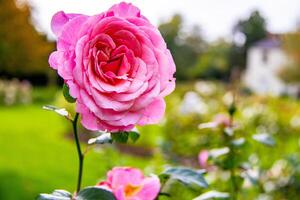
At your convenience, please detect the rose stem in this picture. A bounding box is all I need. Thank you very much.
[72,113,84,193]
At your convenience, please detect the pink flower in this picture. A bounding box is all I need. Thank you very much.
[198,150,209,169]
[198,150,216,171]
[49,2,176,132]
[97,167,160,200]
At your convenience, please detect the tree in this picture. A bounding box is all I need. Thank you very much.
[230,10,268,70]
[189,39,231,80]
[159,14,206,80]
[278,32,300,84]
[0,0,54,83]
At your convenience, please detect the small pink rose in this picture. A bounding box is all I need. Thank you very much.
[198,150,216,171]
[198,150,209,169]
[49,2,176,132]
[97,167,160,200]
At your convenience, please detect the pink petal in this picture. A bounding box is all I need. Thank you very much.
[138,97,166,126]
[108,2,141,18]
[59,15,88,46]
[108,167,144,188]
[51,11,83,37]
[48,51,61,69]
[136,176,161,200]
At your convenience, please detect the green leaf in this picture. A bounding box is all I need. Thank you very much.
[161,167,208,188]
[63,83,76,103]
[228,103,236,116]
[111,132,129,143]
[51,190,72,198]
[158,173,171,186]
[88,133,112,145]
[193,190,229,200]
[76,187,115,200]
[158,192,171,197]
[43,105,71,120]
[37,189,72,200]
[252,133,275,146]
[129,131,140,143]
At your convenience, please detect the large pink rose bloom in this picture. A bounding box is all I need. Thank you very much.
[97,167,160,200]
[49,2,176,131]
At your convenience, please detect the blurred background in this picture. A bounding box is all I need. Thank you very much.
[1,0,300,199]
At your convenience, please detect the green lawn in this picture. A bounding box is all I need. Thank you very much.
[0,104,164,200]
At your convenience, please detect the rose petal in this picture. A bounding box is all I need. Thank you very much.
[138,97,166,126]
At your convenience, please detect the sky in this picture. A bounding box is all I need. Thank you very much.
[27,0,300,41]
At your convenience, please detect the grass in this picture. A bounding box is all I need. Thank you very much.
[0,104,165,200]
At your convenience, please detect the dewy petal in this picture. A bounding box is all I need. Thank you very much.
[138,97,166,126]
[107,2,141,18]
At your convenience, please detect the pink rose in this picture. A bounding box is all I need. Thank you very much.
[97,167,160,200]
[49,2,176,131]
[198,150,209,169]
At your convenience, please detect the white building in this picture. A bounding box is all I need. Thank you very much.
[244,38,297,96]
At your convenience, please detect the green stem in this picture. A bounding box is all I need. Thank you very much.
[228,103,238,200]
[229,145,238,200]
[72,113,84,193]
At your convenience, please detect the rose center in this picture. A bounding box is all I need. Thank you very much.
[124,184,141,197]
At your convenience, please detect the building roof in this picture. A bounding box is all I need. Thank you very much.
[252,38,281,49]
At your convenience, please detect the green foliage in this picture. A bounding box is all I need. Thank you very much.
[278,32,300,84]
[161,167,208,188]
[43,105,71,120]
[62,84,76,103]
[37,190,71,200]
[88,133,112,145]
[111,131,140,144]
[0,0,54,77]
[230,10,268,70]
[194,190,229,200]
[128,131,140,143]
[234,10,268,49]
[111,132,129,143]
[0,104,163,200]
[77,187,115,200]
[190,40,232,80]
[252,133,275,147]
[159,14,206,80]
